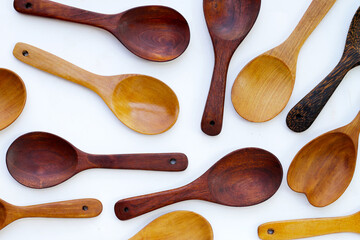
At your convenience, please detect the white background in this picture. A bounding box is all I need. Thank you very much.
[0,0,359,239]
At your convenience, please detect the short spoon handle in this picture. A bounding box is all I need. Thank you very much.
[86,153,188,171]
[18,199,102,219]
[258,213,360,240]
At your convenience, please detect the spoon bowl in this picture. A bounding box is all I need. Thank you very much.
[0,69,26,130]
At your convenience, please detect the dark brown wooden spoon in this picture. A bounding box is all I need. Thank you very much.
[6,132,188,189]
[287,6,360,132]
[115,148,283,220]
[13,0,190,62]
[201,0,261,136]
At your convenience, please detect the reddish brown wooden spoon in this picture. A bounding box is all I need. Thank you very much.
[13,0,190,62]
[115,148,283,220]
[201,0,261,136]
[6,132,188,189]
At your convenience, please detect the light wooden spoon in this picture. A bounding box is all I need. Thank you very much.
[258,210,360,239]
[288,111,360,207]
[0,198,102,230]
[129,211,213,240]
[231,0,337,122]
[0,69,26,130]
[13,43,179,135]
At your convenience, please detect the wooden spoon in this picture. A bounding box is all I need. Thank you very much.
[287,7,360,132]
[14,0,190,62]
[0,198,102,230]
[13,43,179,135]
[0,69,26,131]
[287,111,360,207]
[258,210,360,240]
[231,0,337,122]
[201,0,261,136]
[6,131,188,189]
[115,148,283,220]
[129,211,213,240]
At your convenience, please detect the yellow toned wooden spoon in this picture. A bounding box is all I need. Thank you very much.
[129,211,213,240]
[231,0,337,122]
[13,43,179,135]
[0,69,26,130]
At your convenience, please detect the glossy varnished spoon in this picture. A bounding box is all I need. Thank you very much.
[288,111,360,207]
[14,0,190,62]
[13,43,179,135]
[201,0,261,136]
[0,69,26,130]
[129,211,213,240]
[0,198,102,230]
[287,7,360,132]
[231,0,337,122]
[115,148,283,220]
[6,132,188,189]
[258,210,360,239]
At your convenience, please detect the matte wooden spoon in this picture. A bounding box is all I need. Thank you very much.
[0,198,102,230]
[0,69,26,130]
[258,210,360,239]
[13,43,179,135]
[231,0,337,122]
[288,111,360,207]
[287,6,360,132]
[201,0,261,136]
[14,0,190,62]
[115,148,283,220]
[129,211,213,240]
[6,132,188,189]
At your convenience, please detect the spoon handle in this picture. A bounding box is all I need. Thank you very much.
[18,199,102,219]
[286,52,359,132]
[13,0,116,30]
[258,213,359,240]
[86,153,188,171]
[13,42,107,93]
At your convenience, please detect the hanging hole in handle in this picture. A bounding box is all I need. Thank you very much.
[267,229,275,235]
[124,207,129,213]
[22,50,29,57]
[170,158,177,165]
[25,2,32,9]
[82,206,88,211]
[295,114,302,120]
[210,120,215,126]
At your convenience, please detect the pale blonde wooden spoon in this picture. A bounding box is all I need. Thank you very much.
[13,43,179,135]
[231,0,337,122]
[129,211,213,240]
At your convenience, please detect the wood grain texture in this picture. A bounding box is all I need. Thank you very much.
[6,132,188,189]
[287,111,360,207]
[13,0,190,62]
[129,211,214,240]
[231,0,337,123]
[115,148,283,220]
[0,198,102,230]
[0,69,26,131]
[201,0,260,136]
[13,43,179,135]
[287,6,360,132]
[258,211,360,239]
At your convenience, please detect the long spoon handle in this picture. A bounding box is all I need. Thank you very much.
[258,213,359,240]
[286,53,360,132]
[86,153,188,171]
[18,199,102,219]
[13,0,116,30]
[13,42,107,93]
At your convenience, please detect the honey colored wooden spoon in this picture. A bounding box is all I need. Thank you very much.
[6,132,188,189]
[201,0,261,136]
[0,69,26,130]
[287,7,360,132]
[0,198,102,230]
[115,148,283,220]
[288,111,360,207]
[14,0,190,62]
[13,43,179,135]
[129,211,213,240]
[258,210,360,240]
[231,0,337,122]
